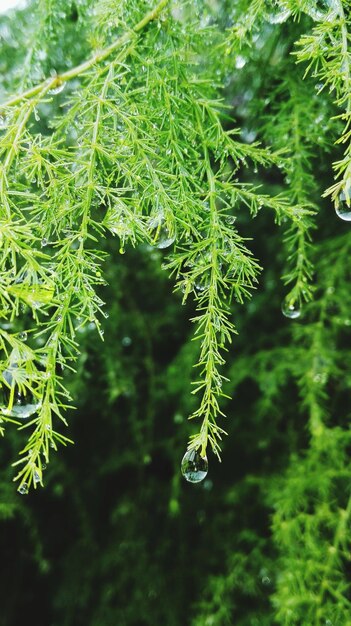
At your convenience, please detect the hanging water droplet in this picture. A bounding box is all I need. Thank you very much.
[34,470,41,484]
[235,55,246,69]
[121,336,132,347]
[335,187,351,221]
[149,213,176,249]
[240,127,257,143]
[192,251,213,292]
[264,0,291,23]
[153,225,176,249]
[41,238,48,247]
[281,298,301,319]
[194,277,210,292]
[48,80,65,95]
[305,0,338,22]
[261,576,271,586]
[181,449,208,483]
[4,390,41,418]
[18,483,29,495]
[19,331,27,341]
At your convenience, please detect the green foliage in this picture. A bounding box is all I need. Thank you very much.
[1,1,351,625]
[0,0,314,486]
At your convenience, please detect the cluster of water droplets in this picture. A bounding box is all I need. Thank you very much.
[181,449,208,483]
[18,458,47,494]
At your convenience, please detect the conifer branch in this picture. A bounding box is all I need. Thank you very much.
[0,0,170,110]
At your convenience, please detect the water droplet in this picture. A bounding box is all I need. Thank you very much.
[235,55,246,69]
[264,1,291,23]
[121,336,132,347]
[48,80,65,95]
[240,127,257,143]
[34,470,41,484]
[194,277,210,292]
[19,331,27,341]
[0,113,7,127]
[305,0,338,21]
[281,298,301,319]
[155,227,175,248]
[225,215,236,225]
[149,213,176,249]
[181,449,208,483]
[4,391,41,418]
[261,576,271,586]
[18,483,28,495]
[41,238,48,247]
[335,187,351,221]
[119,247,125,254]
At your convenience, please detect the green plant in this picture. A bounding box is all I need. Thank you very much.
[0,0,315,491]
[1,3,351,622]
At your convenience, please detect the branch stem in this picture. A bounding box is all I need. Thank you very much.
[0,0,170,110]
